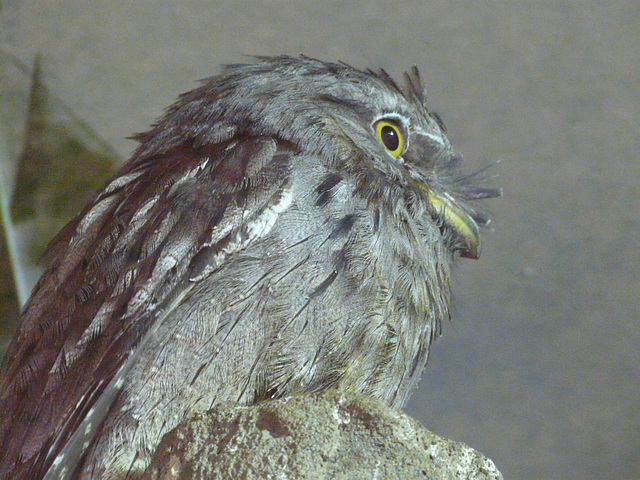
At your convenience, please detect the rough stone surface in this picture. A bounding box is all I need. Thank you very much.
[141,391,502,480]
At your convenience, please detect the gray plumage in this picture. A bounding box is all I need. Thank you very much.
[0,55,499,479]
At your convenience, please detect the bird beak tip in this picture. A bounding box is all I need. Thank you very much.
[427,190,481,260]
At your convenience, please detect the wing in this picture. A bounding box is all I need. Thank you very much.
[0,132,295,479]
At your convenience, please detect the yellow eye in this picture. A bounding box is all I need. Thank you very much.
[374,120,405,158]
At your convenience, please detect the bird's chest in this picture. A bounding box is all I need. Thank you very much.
[87,184,449,477]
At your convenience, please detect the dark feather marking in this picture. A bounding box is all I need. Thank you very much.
[216,303,252,341]
[274,254,311,285]
[329,214,356,239]
[314,172,343,207]
[124,245,142,264]
[189,363,208,386]
[333,245,350,274]
[75,285,93,305]
[282,234,314,251]
[186,203,232,280]
[286,298,311,331]
[410,339,428,377]
[124,451,140,480]
[202,296,249,347]
[235,337,277,404]
[308,270,339,299]
[247,270,271,292]
[372,207,381,232]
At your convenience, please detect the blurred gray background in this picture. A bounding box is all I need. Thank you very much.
[1,1,638,478]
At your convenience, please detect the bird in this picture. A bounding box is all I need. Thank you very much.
[0,55,499,479]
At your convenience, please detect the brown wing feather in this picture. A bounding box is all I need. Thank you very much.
[0,134,294,479]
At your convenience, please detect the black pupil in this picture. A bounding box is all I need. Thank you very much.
[381,125,399,151]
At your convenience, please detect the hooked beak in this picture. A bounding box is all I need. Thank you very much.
[427,190,481,259]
